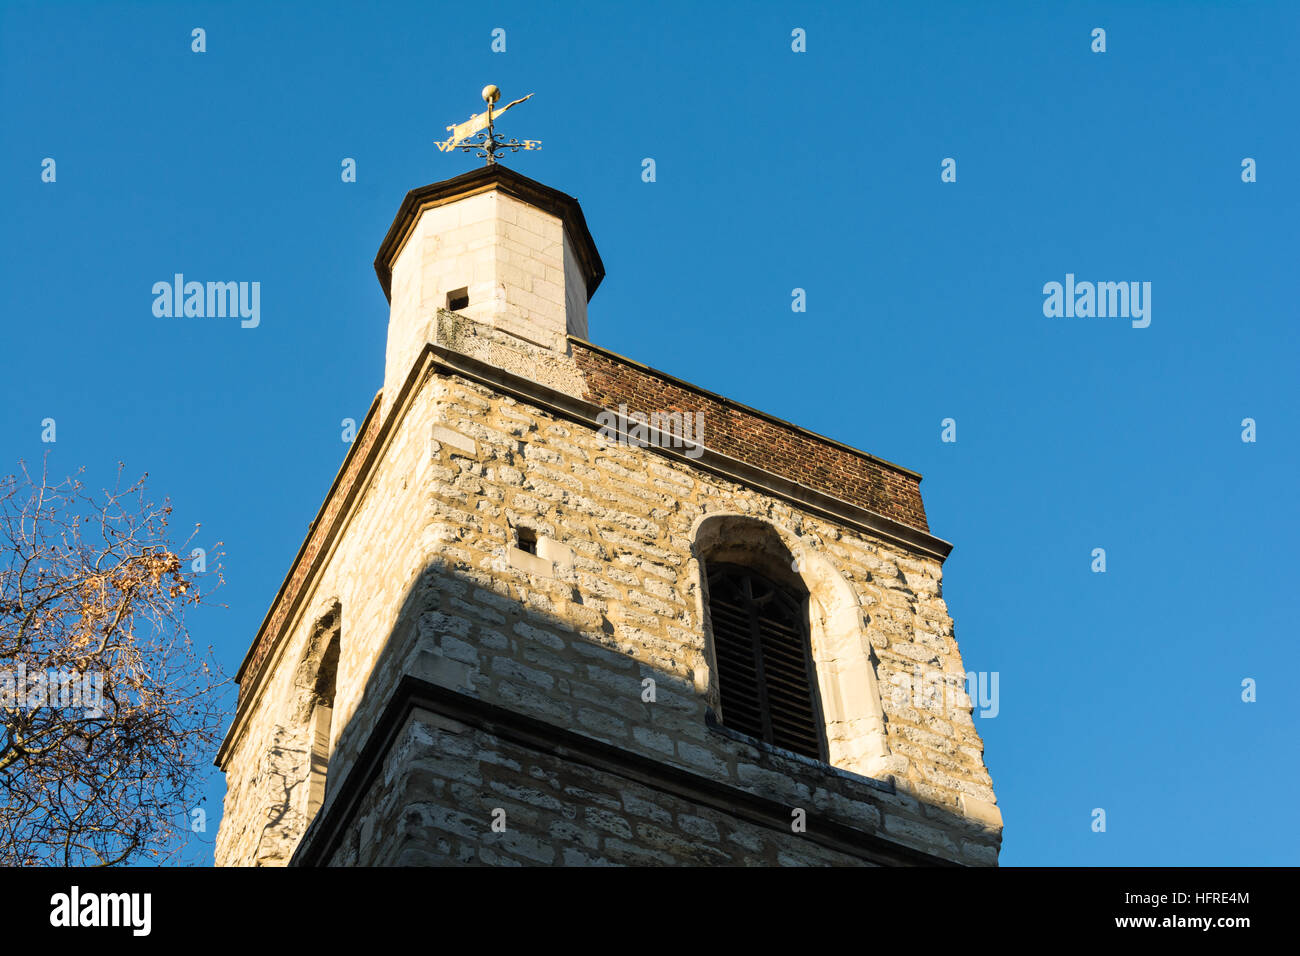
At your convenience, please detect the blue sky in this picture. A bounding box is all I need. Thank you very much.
[2,0,1296,866]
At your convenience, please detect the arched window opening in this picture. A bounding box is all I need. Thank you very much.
[706,562,825,761]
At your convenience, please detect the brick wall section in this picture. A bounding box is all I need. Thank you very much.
[571,343,930,532]
[236,402,382,700]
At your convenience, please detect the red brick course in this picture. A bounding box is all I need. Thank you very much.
[572,343,930,532]
[236,399,383,695]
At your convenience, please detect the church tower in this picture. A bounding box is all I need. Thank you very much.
[214,134,1002,866]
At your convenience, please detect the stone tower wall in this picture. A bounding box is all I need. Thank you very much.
[215,313,1001,867]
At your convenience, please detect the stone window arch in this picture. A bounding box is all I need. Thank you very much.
[691,514,892,778]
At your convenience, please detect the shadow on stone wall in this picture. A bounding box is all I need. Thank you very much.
[281,554,1001,867]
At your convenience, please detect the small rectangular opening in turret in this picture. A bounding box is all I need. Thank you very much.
[446,288,469,312]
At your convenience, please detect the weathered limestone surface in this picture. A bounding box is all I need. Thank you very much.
[215,313,1001,867]
[329,714,886,867]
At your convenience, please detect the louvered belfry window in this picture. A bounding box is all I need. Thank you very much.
[706,563,824,760]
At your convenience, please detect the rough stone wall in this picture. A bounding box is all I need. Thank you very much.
[327,712,888,867]
[216,314,1000,866]
[215,367,441,866]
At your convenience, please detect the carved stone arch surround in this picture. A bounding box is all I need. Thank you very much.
[689,513,893,779]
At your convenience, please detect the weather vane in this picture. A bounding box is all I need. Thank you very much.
[436,85,541,166]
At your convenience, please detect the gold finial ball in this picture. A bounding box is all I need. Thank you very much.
[482,84,501,104]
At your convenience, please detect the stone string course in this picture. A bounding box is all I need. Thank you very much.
[332,716,893,867]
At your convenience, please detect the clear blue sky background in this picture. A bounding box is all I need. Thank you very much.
[3,1,1296,866]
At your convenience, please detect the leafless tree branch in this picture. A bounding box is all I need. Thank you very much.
[0,455,227,866]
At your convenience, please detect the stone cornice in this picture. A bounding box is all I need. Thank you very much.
[373,165,605,303]
[429,344,953,561]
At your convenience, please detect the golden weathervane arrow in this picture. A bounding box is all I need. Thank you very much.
[436,85,542,165]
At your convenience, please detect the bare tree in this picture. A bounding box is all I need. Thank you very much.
[0,457,226,866]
